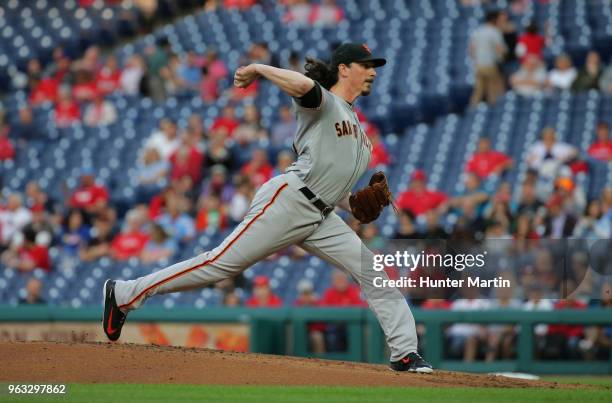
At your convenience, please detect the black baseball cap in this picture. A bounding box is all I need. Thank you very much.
[331,43,386,68]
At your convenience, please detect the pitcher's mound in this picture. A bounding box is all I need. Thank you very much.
[2,341,571,388]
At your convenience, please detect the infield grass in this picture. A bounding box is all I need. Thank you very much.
[2,382,611,403]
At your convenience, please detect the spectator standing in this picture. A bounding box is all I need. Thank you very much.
[515,22,545,64]
[469,11,507,105]
[145,38,171,100]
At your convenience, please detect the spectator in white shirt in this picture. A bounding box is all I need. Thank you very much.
[84,93,118,127]
[0,194,32,246]
[446,285,492,361]
[120,55,145,96]
[510,54,547,96]
[527,127,577,173]
[547,53,577,91]
[143,119,180,161]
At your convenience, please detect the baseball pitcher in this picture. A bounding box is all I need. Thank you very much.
[103,43,432,373]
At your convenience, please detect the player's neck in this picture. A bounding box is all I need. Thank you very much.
[330,82,359,106]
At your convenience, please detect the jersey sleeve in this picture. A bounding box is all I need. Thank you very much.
[291,82,332,113]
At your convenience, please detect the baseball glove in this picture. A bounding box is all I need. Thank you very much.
[349,172,395,224]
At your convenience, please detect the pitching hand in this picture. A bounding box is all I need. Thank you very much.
[234,64,259,89]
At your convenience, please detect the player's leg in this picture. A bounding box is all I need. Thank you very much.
[299,213,433,372]
[103,176,320,340]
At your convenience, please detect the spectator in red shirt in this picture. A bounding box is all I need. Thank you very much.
[110,209,149,260]
[321,270,365,307]
[210,105,240,138]
[0,124,15,160]
[368,130,390,168]
[200,49,228,103]
[54,87,81,127]
[320,270,364,351]
[396,170,449,217]
[547,298,587,359]
[588,122,612,162]
[241,148,274,187]
[196,194,229,232]
[169,136,204,184]
[29,76,59,105]
[1,227,50,272]
[466,137,513,179]
[72,69,98,103]
[96,55,122,95]
[230,80,259,101]
[223,0,256,9]
[246,275,283,307]
[515,22,545,65]
[69,168,110,217]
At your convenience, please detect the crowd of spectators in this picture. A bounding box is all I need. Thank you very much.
[470,10,612,105]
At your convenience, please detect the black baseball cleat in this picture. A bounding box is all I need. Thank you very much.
[102,279,127,341]
[389,352,433,373]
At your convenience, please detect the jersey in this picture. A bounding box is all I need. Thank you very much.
[286,83,372,206]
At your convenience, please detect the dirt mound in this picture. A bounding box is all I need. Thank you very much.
[1,341,578,388]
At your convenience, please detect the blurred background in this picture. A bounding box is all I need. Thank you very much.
[0,0,611,375]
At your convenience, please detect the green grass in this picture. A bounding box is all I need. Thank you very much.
[1,384,610,403]
[543,376,612,387]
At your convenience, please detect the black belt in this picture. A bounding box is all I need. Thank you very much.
[299,186,334,216]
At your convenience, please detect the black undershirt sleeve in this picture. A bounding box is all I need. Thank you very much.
[294,82,322,109]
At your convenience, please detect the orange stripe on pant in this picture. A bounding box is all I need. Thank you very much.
[118,183,289,310]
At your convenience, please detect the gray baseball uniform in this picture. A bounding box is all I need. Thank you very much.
[113,84,418,361]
